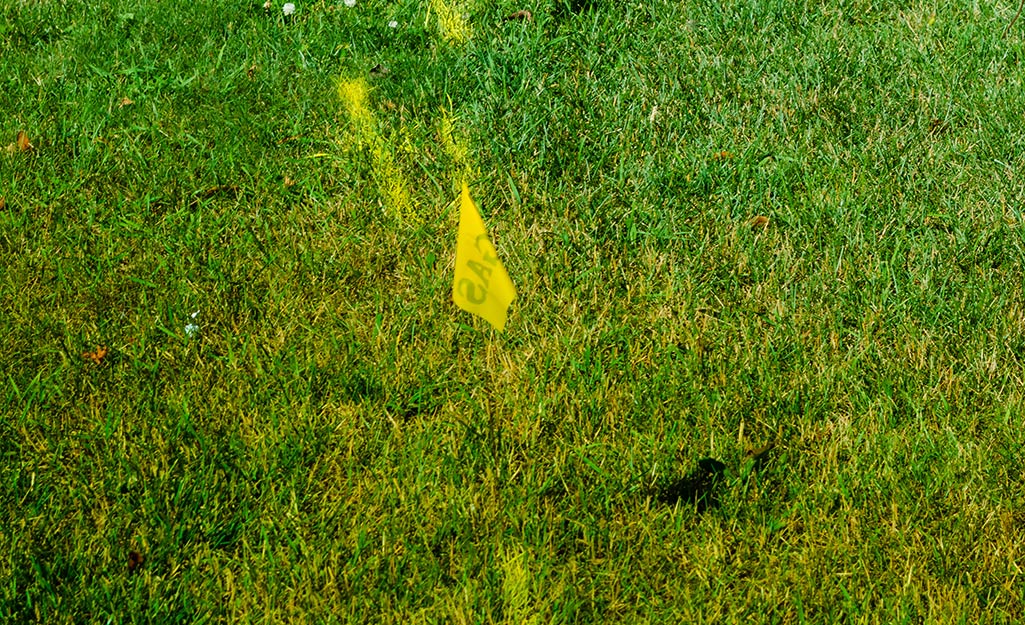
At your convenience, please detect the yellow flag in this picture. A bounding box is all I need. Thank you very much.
[453,182,516,331]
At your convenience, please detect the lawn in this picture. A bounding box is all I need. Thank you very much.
[2,0,1025,622]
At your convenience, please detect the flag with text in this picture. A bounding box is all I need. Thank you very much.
[452,182,516,331]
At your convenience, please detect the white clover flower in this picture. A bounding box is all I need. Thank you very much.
[343,0,356,7]
[388,19,398,28]
[283,3,296,15]
[184,311,200,337]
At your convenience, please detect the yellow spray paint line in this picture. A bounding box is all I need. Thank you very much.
[337,77,415,223]
[438,108,475,185]
[428,0,472,44]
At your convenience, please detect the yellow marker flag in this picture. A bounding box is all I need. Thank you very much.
[453,182,516,331]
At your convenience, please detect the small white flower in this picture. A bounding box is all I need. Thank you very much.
[388,19,398,28]
[185,311,200,337]
[343,0,356,7]
[283,3,296,15]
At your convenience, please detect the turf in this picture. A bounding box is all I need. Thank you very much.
[2,0,1025,622]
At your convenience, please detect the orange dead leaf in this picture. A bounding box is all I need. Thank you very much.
[504,9,533,20]
[82,346,109,365]
[713,150,733,160]
[16,130,33,152]
[749,215,770,230]
[0,197,6,210]
[119,97,134,107]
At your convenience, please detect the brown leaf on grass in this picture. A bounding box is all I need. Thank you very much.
[744,441,776,471]
[283,175,296,188]
[119,97,134,107]
[749,215,770,230]
[127,551,143,573]
[17,130,34,152]
[0,197,6,210]
[6,131,33,154]
[504,9,533,20]
[713,150,733,160]
[82,346,109,365]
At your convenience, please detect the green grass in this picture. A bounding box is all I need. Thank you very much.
[3,0,1025,622]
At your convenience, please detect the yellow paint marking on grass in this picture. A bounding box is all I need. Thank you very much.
[338,78,374,131]
[337,77,415,223]
[439,108,475,183]
[429,0,472,44]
